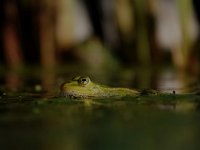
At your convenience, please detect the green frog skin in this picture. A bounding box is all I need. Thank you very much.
[60,76,140,98]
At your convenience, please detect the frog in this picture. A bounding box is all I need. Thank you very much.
[60,76,140,99]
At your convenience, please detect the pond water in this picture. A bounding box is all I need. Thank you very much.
[0,66,200,150]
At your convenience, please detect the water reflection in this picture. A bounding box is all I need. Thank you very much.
[5,68,22,91]
[0,96,200,150]
[1,66,199,95]
[41,68,56,93]
[2,67,58,94]
[157,69,197,94]
[0,67,200,150]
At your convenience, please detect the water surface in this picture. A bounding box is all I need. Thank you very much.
[0,66,200,150]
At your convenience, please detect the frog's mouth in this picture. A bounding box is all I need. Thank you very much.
[60,90,93,99]
[60,91,79,98]
[60,90,108,99]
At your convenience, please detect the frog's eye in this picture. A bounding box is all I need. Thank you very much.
[78,76,90,86]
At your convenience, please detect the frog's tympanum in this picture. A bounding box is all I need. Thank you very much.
[60,76,140,98]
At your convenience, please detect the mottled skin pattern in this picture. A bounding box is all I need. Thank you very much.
[60,76,140,98]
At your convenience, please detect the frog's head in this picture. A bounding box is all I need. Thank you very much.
[60,76,98,98]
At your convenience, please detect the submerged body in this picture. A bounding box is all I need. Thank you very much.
[60,76,140,98]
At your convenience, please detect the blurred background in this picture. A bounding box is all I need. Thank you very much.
[1,0,200,92]
[1,1,200,150]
